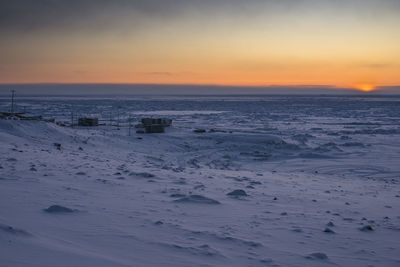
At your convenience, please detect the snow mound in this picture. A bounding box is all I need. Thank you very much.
[0,223,31,236]
[173,195,220,204]
[44,205,76,213]
[306,252,329,260]
[226,189,248,197]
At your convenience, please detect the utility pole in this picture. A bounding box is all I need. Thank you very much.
[10,90,15,114]
[128,116,132,136]
[117,106,120,128]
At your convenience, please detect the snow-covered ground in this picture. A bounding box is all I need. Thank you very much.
[0,95,399,267]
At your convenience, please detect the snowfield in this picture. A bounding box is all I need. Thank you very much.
[0,95,399,267]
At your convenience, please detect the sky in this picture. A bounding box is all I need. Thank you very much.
[1,0,399,93]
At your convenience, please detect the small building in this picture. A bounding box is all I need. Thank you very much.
[145,124,165,133]
[136,117,172,133]
[19,115,42,121]
[141,118,172,127]
[0,112,42,121]
[78,117,99,126]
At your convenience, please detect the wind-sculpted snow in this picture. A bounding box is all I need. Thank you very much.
[173,194,221,204]
[0,223,31,236]
[44,205,76,213]
[0,95,400,267]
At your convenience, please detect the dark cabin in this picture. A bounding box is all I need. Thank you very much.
[78,117,99,126]
[138,118,172,133]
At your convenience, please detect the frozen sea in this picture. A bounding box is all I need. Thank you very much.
[0,95,399,267]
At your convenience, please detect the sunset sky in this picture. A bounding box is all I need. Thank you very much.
[1,0,399,92]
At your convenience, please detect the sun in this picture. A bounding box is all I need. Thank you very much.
[355,84,376,92]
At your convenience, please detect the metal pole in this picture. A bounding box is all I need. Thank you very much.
[128,116,131,136]
[10,90,15,114]
[117,106,120,127]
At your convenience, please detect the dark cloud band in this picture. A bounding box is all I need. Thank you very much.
[1,0,399,34]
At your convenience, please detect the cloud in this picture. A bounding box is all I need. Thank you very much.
[73,70,88,75]
[364,63,397,69]
[144,72,173,76]
[1,0,399,35]
[0,0,182,34]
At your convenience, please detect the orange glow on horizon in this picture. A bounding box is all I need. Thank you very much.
[355,84,376,92]
[1,1,399,89]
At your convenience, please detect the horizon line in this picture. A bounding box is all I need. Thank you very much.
[0,82,399,88]
[1,83,400,95]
